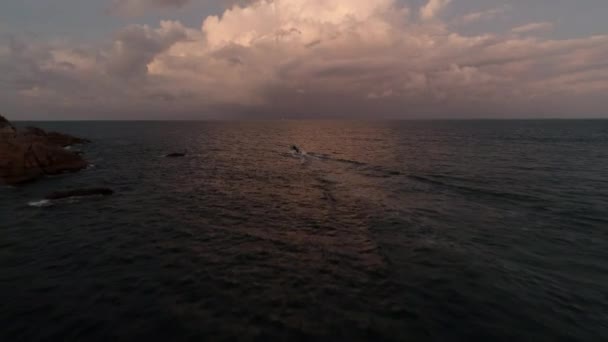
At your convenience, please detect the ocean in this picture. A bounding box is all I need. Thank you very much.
[1,120,607,341]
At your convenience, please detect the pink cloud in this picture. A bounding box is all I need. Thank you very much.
[1,0,607,118]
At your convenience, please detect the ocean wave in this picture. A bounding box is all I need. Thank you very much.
[409,175,542,203]
[27,199,53,208]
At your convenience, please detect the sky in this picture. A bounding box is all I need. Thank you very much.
[0,0,607,119]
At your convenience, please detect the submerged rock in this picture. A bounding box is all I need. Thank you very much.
[166,152,186,158]
[45,188,114,200]
[0,114,90,185]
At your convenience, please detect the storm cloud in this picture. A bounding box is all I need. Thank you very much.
[1,0,607,119]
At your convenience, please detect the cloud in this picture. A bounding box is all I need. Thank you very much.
[1,0,607,119]
[512,22,554,34]
[107,21,189,78]
[109,0,191,16]
[420,0,451,21]
[459,6,510,24]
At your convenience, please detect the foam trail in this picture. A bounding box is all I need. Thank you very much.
[28,199,52,208]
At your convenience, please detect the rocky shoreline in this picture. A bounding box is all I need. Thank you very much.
[0,114,90,185]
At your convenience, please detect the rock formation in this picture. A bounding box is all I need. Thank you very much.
[0,114,16,136]
[165,152,186,158]
[0,114,90,185]
[22,126,91,147]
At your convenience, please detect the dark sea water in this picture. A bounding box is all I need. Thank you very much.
[1,120,608,341]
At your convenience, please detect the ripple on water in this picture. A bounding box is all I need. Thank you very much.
[1,120,608,341]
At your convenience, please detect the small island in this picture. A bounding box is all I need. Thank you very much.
[0,114,90,185]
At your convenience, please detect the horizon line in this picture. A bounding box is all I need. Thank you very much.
[11,118,608,122]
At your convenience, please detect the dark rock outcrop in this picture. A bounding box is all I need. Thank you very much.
[22,126,91,147]
[45,188,114,200]
[166,152,186,158]
[0,115,89,185]
[0,114,16,136]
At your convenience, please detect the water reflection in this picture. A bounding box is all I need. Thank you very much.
[1,120,607,340]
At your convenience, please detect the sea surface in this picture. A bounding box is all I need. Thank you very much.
[1,120,607,341]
